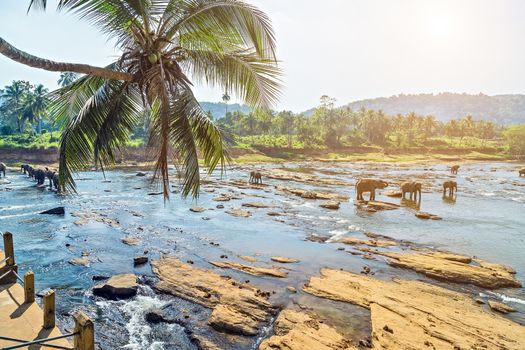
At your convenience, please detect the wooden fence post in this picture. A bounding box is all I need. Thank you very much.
[74,311,95,350]
[24,271,35,303]
[3,232,15,266]
[43,289,55,329]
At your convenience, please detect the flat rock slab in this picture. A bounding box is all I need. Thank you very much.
[190,207,206,212]
[40,206,65,215]
[271,256,299,263]
[69,258,90,266]
[383,190,402,198]
[259,309,355,350]
[264,169,349,186]
[239,255,258,262]
[275,185,349,201]
[372,251,521,289]
[304,269,525,350]
[242,202,273,209]
[152,257,275,336]
[319,201,340,210]
[336,237,396,248]
[488,300,516,314]
[122,237,141,246]
[71,210,120,228]
[210,261,288,278]
[93,274,138,300]
[226,208,252,218]
[415,211,442,220]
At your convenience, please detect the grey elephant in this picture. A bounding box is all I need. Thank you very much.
[34,168,46,186]
[0,162,5,177]
[355,179,388,201]
[400,181,422,201]
[443,181,457,197]
[519,168,525,177]
[450,165,460,175]
[249,171,263,184]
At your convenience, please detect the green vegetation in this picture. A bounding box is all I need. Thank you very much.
[2,0,281,199]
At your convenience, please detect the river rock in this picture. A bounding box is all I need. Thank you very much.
[239,255,258,262]
[319,201,340,210]
[145,308,176,324]
[275,185,349,201]
[263,169,349,186]
[259,309,355,350]
[152,257,276,336]
[271,256,299,263]
[40,206,65,215]
[336,237,396,247]
[190,207,206,212]
[415,211,442,220]
[68,258,90,266]
[226,208,252,218]
[383,190,402,198]
[371,251,521,289]
[488,301,516,314]
[210,261,288,278]
[136,172,147,176]
[242,202,273,208]
[303,269,525,350]
[122,237,141,246]
[133,256,148,266]
[93,274,138,300]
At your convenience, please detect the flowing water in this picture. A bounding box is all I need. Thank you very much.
[1,161,524,349]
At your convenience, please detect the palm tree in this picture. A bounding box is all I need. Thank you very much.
[23,84,50,133]
[2,0,281,198]
[0,81,32,133]
[58,72,80,87]
[222,92,231,117]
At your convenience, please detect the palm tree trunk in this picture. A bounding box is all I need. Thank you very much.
[0,37,133,82]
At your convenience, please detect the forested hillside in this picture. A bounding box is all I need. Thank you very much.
[336,93,525,124]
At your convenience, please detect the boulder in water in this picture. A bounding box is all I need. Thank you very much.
[93,274,138,300]
[40,207,65,215]
[136,172,147,177]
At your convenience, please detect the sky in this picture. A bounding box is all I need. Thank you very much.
[1,0,524,112]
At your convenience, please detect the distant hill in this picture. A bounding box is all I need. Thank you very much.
[305,93,525,124]
[199,101,252,119]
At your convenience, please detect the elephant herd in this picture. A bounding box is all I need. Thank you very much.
[20,164,60,192]
[355,164,463,203]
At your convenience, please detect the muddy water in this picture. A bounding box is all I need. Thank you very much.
[0,161,524,349]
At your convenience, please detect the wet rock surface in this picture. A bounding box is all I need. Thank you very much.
[259,309,355,350]
[374,251,521,289]
[152,257,276,336]
[93,274,138,300]
[304,269,525,350]
[270,256,299,263]
[209,261,288,278]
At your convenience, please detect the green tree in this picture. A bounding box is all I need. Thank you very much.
[2,0,281,198]
[58,72,80,87]
[0,80,33,133]
[22,84,50,133]
[503,125,525,158]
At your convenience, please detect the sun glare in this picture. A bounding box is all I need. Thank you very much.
[427,13,454,39]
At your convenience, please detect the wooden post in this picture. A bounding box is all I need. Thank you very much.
[24,271,35,303]
[3,232,14,266]
[74,311,95,350]
[43,289,55,329]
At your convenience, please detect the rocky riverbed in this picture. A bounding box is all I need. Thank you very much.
[1,161,524,349]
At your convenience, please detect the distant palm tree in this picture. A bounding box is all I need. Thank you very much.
[0,81,32,133]
[23,84,49,133]
[222,92,231,117]
[1,0,281,198]
[58,72,79,87]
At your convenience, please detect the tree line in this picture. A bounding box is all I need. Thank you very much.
[216,95,503,149]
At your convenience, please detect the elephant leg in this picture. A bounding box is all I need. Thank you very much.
[370,190,375,201]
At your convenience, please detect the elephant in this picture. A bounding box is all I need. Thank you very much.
[519,168,525,177]
[355,178,388,201]
[400,181,422,201]
[249,171,263,184]
[450,165,460,175]
[34,169,46,186]
[26,166,35,179]
[443,181,457,197]
[45,168,57,189]
[21,164,31,175]
[0,162,5,177]
[52,173,60,191]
